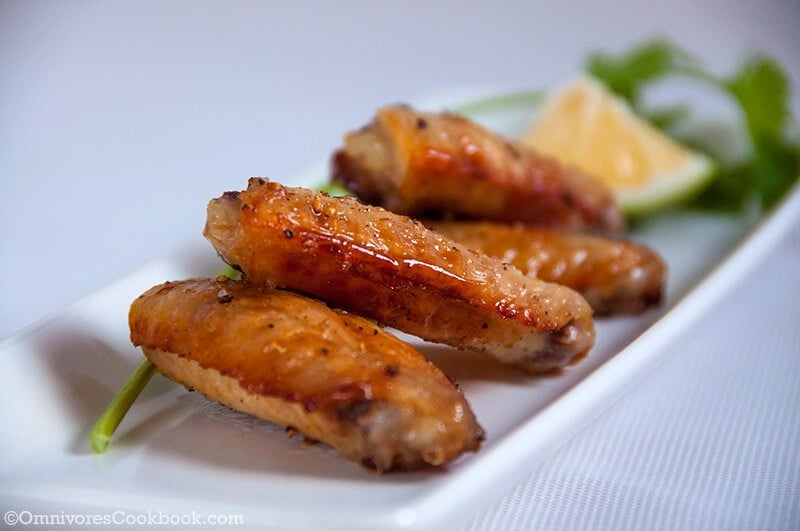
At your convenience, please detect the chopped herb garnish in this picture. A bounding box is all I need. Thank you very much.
[218,264,241,280]
[587,39,799,211]
[317,181,352,197]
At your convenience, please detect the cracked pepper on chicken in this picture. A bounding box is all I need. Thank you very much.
[204,178,596,374]
[130,278,484,472]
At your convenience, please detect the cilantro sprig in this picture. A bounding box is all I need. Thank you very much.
[587,39,799,211]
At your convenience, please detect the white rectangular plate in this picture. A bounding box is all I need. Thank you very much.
[2,91,798,529]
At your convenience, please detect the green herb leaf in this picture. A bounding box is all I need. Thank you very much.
[218,264,241,280]
[726,56,790,142]
[642,104,692,132]
[749,135,800,208]
[586,39,705,104]
[317,181,352,197]
[722,56,799,208]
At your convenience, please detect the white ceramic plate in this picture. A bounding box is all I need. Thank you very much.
[2,91,799,530]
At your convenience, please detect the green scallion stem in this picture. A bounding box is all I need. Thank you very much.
[90,358,157,454]
[452,90,546,117]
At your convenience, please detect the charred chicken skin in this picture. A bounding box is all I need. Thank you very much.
[129,278,484,472]
[431,221,666,315]
[204,179,595,373]
[331,104,624,233]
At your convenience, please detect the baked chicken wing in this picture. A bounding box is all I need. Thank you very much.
[204,179,595,373]
[129,278,484,472]
[430,221,666,315]
[331,104,624,233]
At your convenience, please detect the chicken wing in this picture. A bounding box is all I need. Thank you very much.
[129,278,484,472]
[331,104,624,233]
[430,221,666,315]
[204,179,595,373]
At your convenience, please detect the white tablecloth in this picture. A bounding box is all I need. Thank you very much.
[2,2,798,528]
[468,222,799,530]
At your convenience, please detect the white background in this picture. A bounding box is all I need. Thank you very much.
[2,2,798,528]
[2,1,799,338]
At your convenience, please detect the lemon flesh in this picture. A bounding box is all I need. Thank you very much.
[524,77,715,215]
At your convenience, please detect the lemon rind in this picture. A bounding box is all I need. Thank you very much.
[618,154,716,215]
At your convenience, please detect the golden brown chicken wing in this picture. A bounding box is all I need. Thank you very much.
[204,179,595,373]
[331,104,624,233]
[129,278,484,472]
[430,221,666,315]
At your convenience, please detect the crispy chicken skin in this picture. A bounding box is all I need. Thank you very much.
[204,179,595,373]
[331,104,624,233]
[129,278,483,472]
[431,221,666,315]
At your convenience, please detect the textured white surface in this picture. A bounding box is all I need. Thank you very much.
[2,2,799,529]
[469,223,800,530]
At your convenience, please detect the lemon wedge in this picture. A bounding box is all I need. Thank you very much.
[524,77,715,215]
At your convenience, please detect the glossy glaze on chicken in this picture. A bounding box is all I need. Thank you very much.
[331,104,624,233]
[204,179,595,373]
[431,221,666,315]
[129,278,484,472]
